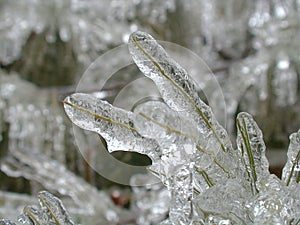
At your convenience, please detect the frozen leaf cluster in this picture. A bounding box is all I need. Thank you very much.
[0,191,75,225]
[64,31,300,224]
[0,70,136,224]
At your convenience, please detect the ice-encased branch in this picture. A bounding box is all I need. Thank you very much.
[128,31,239,183]
[282,129,300,186]
[1,147,127,224]
[236,112,269,194]
[0,191,75,225]
[37,191,75,225]
[63,93,160,160]
[128,31,232,156]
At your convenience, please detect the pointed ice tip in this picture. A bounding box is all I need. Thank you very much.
[38,191,54,208]
[62,93,91,111]
[38,190,51,201]
[62,95,74,116]
[130,30,149,40]
[129,31,156,44]
[236,111,253,121]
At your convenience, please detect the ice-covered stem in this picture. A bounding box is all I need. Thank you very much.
[236,112,269,194]
[128,31,239,184]
[37,191,75,225]
[63,93,160,161]
[128,31,232,155]
[63,31,237,188]
[0,220,17,225]
[1,147,123,223]
[282,129,300,186]
[0,191,75,225]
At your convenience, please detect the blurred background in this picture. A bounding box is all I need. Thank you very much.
[0,0,300,224]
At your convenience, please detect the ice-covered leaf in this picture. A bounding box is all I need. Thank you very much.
[63,93,160,159]
[282,129,300,186]
[0,192,76,225]
[128,31,232,156]
[37,191,75,225]
[236,112,269,193]
[22,205,51,225]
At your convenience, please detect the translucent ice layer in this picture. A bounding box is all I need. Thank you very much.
[0,191,75,225]
[236,112,269,193]
[63,31,300,225]
[63,93,160,160]
[282,129,300,186]
[128,31,232,155]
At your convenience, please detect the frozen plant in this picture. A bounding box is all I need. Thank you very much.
[0,191,75,225]
[0,71,133,224]
[63,31,300,224]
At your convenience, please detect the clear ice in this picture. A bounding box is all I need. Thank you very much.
[0,191,75,225]
[63,93,160,160]
[62,31,300,224]
[282,129,300,186]
[223,0,300,145]
[236,112,269,193]
[1,1,299,225]
[0,71,134,224]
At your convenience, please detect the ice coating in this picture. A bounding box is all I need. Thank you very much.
[236,112,269,193]
[63,93,160,160]
[247,175,300,225]
[0,192,76,225]
[130,173,170,225]
[0,146,127,224]
[38,191,75,225]
[4,191,76,225]
[133,100,181,140]
[194,180,252,224]
[128,31,233,156]
[132,99,234,223]
[128,31,240,186]
[60,31,300,224]
[282,129,300,186]
[223,45,300,149]
[133,99,197,223]
[23,205,50,225]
